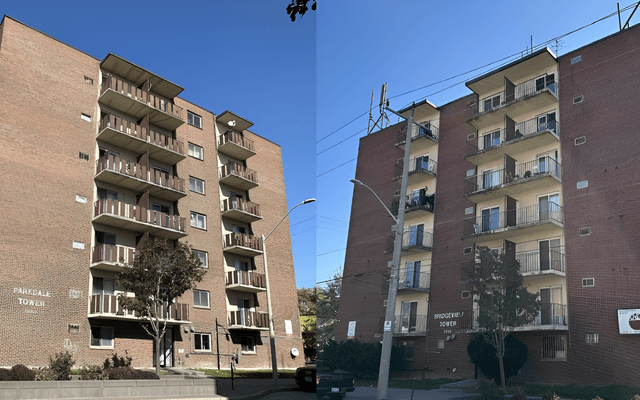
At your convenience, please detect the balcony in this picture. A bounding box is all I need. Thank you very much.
[393,157,437,186]
[386,230,433,253]
[218,131,256,160]
[223,233,263,257]
[221,198,262,223]
[459,303,567,332]
[466,74,558,129]
[93,199,187,239]
[464,157,561,202]
[99,76,183,131]
[227,310,269,331]
[465,118,560,165]
[463,203,563,243]
[379,315,428,337]
[395,123,439,153]
[95,155,186,201]
[398,272,430,292]
[391,193,435,215]
[517,246,566,277]
[225,271,267,293]
[91,244,136,271]
[89,294,190,324]
[97,114,185,165]
[219,162,259,191]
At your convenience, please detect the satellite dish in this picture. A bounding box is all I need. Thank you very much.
[228,120,236,127]
[291,348,299,357]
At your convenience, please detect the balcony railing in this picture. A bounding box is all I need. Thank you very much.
[398,271,430,291]
[459,303,567,331]
[467,73,557,119]
[516,247,566,275]
[464,156,561,195]
[90,294,189,322]
[466,118,560,156]
[98,114,185,158]
[396,123,439,144]
[393,157,437,181]
[91,244,135,266]
[221,198,261,219]
[379,315,428,335]
[226,271,266,290]
[94,199,187,233]
[386,230,434,252]
[219,162,259,189]
[96,155,186,195]
[390,193,435,215]
[221,131,255,151]
[464,203,563,236]
[100,76,183,120]
[227,310,269,329]
[224,233,263,252]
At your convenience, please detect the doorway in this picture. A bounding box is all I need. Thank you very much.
[158,328,173,367]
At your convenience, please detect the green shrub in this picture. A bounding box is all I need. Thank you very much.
[136,370,160,380]
[103,353,132,369]
[477,380,504,400]
[11,364,35,381]
[0,369,12,381]
[513,386,528,400]
[48,351,75,380]
[106,367,158,380]
[80,365,108,380]
[541,390,560,400]
[467,333,528,385]
[34,367,56,381]
[319,339,407,379]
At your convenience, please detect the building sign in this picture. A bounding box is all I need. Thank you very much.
[347,321,357,339]
[434,311,464,329]
[618,309,640,334]
[12,287,51,313]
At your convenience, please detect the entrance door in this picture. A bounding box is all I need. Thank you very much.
[539,287,562,325]
[234,260,249,285]
[238,298,250,326]
[159,328,173,367]
[539,194,560,221]
[539,239,561,272]
[400,302,418,333]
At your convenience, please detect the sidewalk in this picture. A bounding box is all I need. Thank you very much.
[346,379,480,400]
[216,378,299,400]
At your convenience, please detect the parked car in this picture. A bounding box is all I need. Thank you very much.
[295,363,316,392]
[316,363,355,399]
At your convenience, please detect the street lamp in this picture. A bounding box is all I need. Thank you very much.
[262,198,316,387]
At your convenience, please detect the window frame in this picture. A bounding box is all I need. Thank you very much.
[188,142,204,161]
[90,326,114,348]
[192,250,208,268]
[187,111,203,129]
[190,212,207,230]
[193,289,210,308]
[189,176,205,194]
[240,336,256,354]
[194,333,211,352]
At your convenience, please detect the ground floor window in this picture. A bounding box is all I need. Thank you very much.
[541,335,567,360]
[399,340,414,361]
[194,333,211,351]
[91,327,114,347]
[241,336,256,353]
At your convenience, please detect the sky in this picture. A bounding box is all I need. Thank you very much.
[3,1,639,290]
[1,1,317,288]
[315,0,639,286]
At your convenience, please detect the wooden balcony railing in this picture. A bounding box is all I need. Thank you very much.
[90,294,189,321]
[221,131,255,151]
[221,198,261,217]
[227,310,269,328]
[224,233,263,251]
[94,199,187,233]
[92,244,135,265]
[99,114,185,156]
[100,76,183,120]
[96,154,185,194]
[226,271,266,289]
[219,162,258,184]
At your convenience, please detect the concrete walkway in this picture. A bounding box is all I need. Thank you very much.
[346,379,480,400]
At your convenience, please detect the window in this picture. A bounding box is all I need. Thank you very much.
[536,73,555,93]
[232,225,246,234]
[400,301,418,332]
[187,111,202,128]
[461,291,471,298]
[189,176,205,194]
[573,95,584,104]
[152,203,170,214]
[579,227,591,236]
[541,335,567,360]
[241,336,256,353]
[582,278,595,287]
[481,207,500,232]
[91,327,114,347]
[575,136,586,145]
[190,212,206,230]
[193,290,210,308]
[482,169,500,189]
[93,278,114,296]
[194,333,211,351]
[483,94,501,112]
[482,130,500,149]
[537,111,557,133]
[403,261,421,288]
[192,250,208,268]
[408,224,424,246]
[188,143,203,160]
[585,334,599,344]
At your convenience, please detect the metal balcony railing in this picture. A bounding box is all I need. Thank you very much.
[379,315,428,335]
[390,193,435,215]
[516,246,566,275]
[220,131,255,151]
[464,156,561,195]
[467,74,557,119]
[386,230,434,252]
[393,157,437,180]
[398,271,430,291]
[464,203,563,235]
[99,114,185,156]
[459,303,566,331]
[227,310,269,328]
[396,123,439,143]
[226,270,266,289]
[92,244,135,265]
[466,117,560,155]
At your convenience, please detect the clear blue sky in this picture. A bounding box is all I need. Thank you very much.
[2,1,317,288]
[316,0,638,286]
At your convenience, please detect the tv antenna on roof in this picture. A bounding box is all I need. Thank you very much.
[367,83,391,135]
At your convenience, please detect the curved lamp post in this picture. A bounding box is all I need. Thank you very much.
[262,198,316,387]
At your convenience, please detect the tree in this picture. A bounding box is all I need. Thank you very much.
[298,287,317,361]
[286,0,316,22]
[466,246,539,392]
[467,333,528,384]
[317,271,341,345]
[116,237,206,375]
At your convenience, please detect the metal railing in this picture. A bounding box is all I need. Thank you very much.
[393,157,437,180]
[396,123,439,143]
[221,198,261,218]
[535,303,567,326]
[100,76,183,120]
[467,74,557,119]
[227,310,269,328]
[390,194,435,215]
[464,202,564,235]
[515,117,559,138]
[226,271,266,289]
[378,315,428,335]
[94,199,187,233]
[99,114,185,156]
[464,156,561,195]
[219,162,259,184]
[96,154,186,193]
[398,271,430,291]
[220,131,255,151]
[516,246,566,275]
[92,244,135,265]
[224,233,263,252]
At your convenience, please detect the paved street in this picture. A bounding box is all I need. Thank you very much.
[261,390,316,399]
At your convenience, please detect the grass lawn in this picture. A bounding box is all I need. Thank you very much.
[198,369,296,379]
[513,384,640,400]
[354,378,460,390]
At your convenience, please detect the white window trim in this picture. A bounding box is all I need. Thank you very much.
[90,326,114,349]
[193,289,210,309]
[187,111,203,129]
[192,250,208,268]
[241,336,256,354]
[194,333,212,352]
[188,143,204,160]
[189,176,205,194]
[190,212,206,230]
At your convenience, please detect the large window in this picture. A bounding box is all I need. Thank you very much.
[192,250,208,268]
[187,111,202,129]
[190,212,206,230]
[241,336,256,353]
[193,290,209,308]
[541,335,567,360]
[194,333,211,351]
[482,130,500,149]
[188,143,203,160]
[189,176,205,194]
[91,327,114,347]
[481,206,500,232]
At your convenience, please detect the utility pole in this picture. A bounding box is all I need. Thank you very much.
[376,106,414,400]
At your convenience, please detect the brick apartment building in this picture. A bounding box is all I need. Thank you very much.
[0,15,304,370]
[337,23,640,384]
